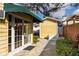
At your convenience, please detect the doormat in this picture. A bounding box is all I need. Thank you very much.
[24,46,35,51]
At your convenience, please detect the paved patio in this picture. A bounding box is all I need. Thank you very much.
[14,38,48,56]
[14,36,57,56]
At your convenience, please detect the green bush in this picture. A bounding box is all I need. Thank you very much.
[56,38,79,56]
[33,35,39,43]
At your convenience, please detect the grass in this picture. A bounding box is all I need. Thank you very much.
[33,35,39,43]
[56,38,79,56]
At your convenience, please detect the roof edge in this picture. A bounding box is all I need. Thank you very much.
[42,17,61,22]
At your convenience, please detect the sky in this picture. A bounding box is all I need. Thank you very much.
[52,4,79,19]
[47,4,79,19]
[65,5,79,16]
[16,3,79,20]
[35,4,79,20]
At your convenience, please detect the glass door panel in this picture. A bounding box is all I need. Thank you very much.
[24,23,30,44]
[14,18,22,49]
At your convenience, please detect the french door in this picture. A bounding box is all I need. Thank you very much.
[8,15,23,52]
[14,18,22,49]
[8,14,30,53]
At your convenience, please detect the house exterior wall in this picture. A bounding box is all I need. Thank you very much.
[40,19,57,39]
[0,19,8,56]
[0,3,8,56]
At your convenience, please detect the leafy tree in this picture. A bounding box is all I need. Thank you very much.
[18,3,79,17]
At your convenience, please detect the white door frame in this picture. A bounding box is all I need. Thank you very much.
[11,16,15,52]
[22,20,24,46]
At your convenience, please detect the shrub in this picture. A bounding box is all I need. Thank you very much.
[56,38,78,56]
[33,35,39,43]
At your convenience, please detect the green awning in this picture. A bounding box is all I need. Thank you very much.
[4,3,42,22]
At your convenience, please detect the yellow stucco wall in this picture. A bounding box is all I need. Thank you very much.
[0,19,8,56]
[40,19,58,39]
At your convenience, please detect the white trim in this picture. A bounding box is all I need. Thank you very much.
[8,43,31,56]
[68,21,73,25]
[11,16,15,51]
[11,27,15,51]
[22,20,24,46]
[22,35,24,45]
[75,21,79,23]
[42,17,61,22]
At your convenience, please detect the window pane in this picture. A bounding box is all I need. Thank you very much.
[8,44,11,52]
[15,42,18,48]
[15,36,18,42]
[8,30,11,36]
[8,37,11,43]
[24,35,28,44]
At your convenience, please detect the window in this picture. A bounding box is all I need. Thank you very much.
[8,14,31,52]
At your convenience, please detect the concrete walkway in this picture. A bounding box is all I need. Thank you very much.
[40,36,57,56]
[14,39,48,56]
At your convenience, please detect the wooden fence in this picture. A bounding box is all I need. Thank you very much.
[63,15,79,42]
